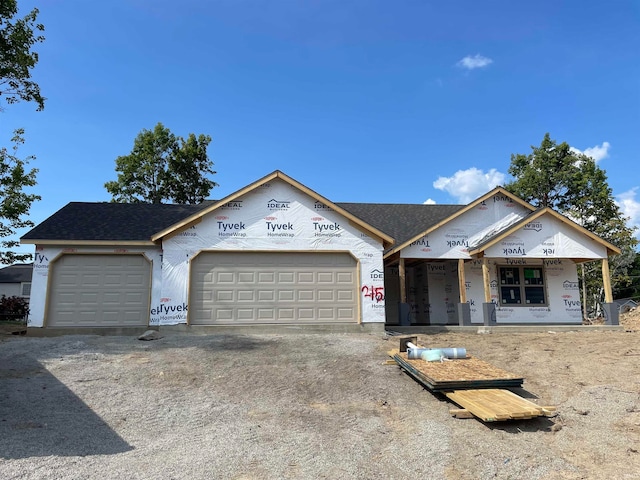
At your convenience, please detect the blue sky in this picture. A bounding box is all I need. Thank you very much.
[3,0,640,254]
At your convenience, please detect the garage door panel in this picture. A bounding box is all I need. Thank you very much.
[237,290,255,301]
[192,290,212,302]
[59,273,78,285]
[317,272,334,283]
[338,308,355,319]
[103,295,121,307]
[317,290,334,301]
[217,272,234,283]
[258,309,274,320]
[104,274,122,286]
[238,272,255,283]
[79,292,99,304]
[125,274,145,286]
[58,292,76,303]
[337,290,354,301]
[336,272,354,283]
[278,290,294,301]
[48,254,151,327]
[258,290,274,301]
[216,290,233,301]
[190,252,358,324]
[102,311,120,322]
[297,272,314,283]
[278,272,294,283]
[318,308,334,319]
[237,309,254,320]
[298,290,314,301]
[123,311,143,322]
[298,308,314,319]
[125,292,146,303]
[258,272,275,283]
[81,274,100,287]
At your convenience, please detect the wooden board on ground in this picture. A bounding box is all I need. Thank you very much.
[390,349,523,391]
[446,389,556,422]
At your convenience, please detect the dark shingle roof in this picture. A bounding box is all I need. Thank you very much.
[21,202,215,242]
[336,203,465,247]
[21,200,465,246]
[0,263,33,283]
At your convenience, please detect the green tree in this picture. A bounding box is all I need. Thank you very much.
[0,129,39,264]
[506,133,578,210]
[614,252,640,301]
[0,0,45,111]
[505,133,638,318]
[168,133,218,204]
[105,123,218,204]
[563,155,638,315]
[1,1,44,264]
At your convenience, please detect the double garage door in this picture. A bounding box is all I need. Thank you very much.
[45,252,358,327]
[47,254,151,327]
[190,252,358,324]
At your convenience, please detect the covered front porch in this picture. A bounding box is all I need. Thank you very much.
[383,255,619,327]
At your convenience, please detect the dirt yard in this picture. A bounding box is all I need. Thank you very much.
[1,313,639,479]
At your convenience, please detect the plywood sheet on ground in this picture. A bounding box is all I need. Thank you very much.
[446,389,555,422]
[390,350,523,391]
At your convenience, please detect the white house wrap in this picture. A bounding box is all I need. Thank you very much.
[156,178,386,325]
[21,172,619,329]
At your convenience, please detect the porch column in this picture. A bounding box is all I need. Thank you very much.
[481,257,496,326]
[457,259,471,326]
[398,258,411,325]
[481,257,491,303]
[458,259,467,304]
[602,258,613,303]
[601,257,619,325]
[399,258,407,303]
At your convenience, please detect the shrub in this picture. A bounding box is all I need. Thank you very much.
[0,295,29,321]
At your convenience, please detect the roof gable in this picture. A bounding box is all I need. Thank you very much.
[152,170,394,248]
[386,187,536,258]
[469,207,621,259]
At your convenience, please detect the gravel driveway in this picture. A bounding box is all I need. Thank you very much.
[1,330,639,479]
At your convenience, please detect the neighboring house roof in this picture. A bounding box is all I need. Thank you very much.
[0,263,33,283]
[21,202,215,245]
[335,202,464,251]
[613,298,638,312]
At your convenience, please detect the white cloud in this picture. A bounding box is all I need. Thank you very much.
[457,54,493,70]
[617,188,640,236]
[570,141,611,162]
[433,167,506,203]
[423,198,436,205]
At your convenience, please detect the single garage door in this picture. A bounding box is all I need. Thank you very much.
[47,254,151,327]
[190,252,358,324]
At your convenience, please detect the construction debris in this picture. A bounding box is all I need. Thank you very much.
[445,389,556,422]
[138,330,163,341]
[390,337,555,422]
[391,349,523,391]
